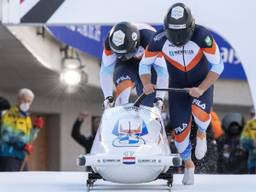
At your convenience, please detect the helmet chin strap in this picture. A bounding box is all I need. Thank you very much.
[169,37,187,47]
[173,42,186,47]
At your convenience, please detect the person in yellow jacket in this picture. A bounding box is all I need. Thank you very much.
[0,88,43,171]
[240,107,256,174]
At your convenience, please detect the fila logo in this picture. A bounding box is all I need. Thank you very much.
[174,123,188,134]
[116,75,131,84]
[192,99,206,110]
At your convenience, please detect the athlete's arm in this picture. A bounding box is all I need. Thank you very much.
[100,63,115,98]
[138,25,158,95]
[187,71,220,97]
[200,72,220,91]
[140,56,169,98]
[187,32,224,98]
[153,56,169,99]
[139,32,169,97]
[139,50,158,95]
[100,48,117,98]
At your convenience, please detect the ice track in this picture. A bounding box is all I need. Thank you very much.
[0,172,255,192]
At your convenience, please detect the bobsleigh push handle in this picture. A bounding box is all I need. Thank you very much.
[134,93,148,107]
[133,88,187,107]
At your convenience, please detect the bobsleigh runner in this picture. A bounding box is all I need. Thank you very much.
[77,88,184,191]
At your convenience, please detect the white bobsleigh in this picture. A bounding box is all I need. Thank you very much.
[77,91,182,191]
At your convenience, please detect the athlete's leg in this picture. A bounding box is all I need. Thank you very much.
[169,91,192,160]
[113,64,136,106]
[169,91,194,185]
[192,86,213,160]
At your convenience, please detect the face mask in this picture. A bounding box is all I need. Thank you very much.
[20,102,30,112]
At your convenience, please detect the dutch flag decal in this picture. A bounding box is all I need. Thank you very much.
[123,157,136,165]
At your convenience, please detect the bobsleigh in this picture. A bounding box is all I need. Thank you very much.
[77,90,183,191]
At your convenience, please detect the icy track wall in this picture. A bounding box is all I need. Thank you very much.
[2,0,256,111]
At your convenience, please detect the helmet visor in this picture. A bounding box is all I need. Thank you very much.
[166,28,193,46]
[115,48,138,61]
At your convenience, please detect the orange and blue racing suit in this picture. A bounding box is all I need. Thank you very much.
[139,25,224,160]
[100,23,168,107]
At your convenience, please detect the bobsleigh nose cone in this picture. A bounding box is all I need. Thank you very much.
[172,157,182,167]
[77,155,86,166]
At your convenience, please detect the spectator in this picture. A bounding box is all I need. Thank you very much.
[71,112,99,153]
[217,112,248,174]
[240,107,256,174]
[0,96,11,112]
[0,88,43,171]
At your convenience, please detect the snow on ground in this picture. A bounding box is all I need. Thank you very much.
[0,172,255,192]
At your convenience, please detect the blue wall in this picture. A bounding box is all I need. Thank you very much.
[48,25,246,80]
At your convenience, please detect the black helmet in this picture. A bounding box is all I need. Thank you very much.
[108,22,140,61]
[164,3,195,46]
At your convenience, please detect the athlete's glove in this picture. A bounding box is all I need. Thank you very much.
[103,96,115,109]
[153,97,164,110]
